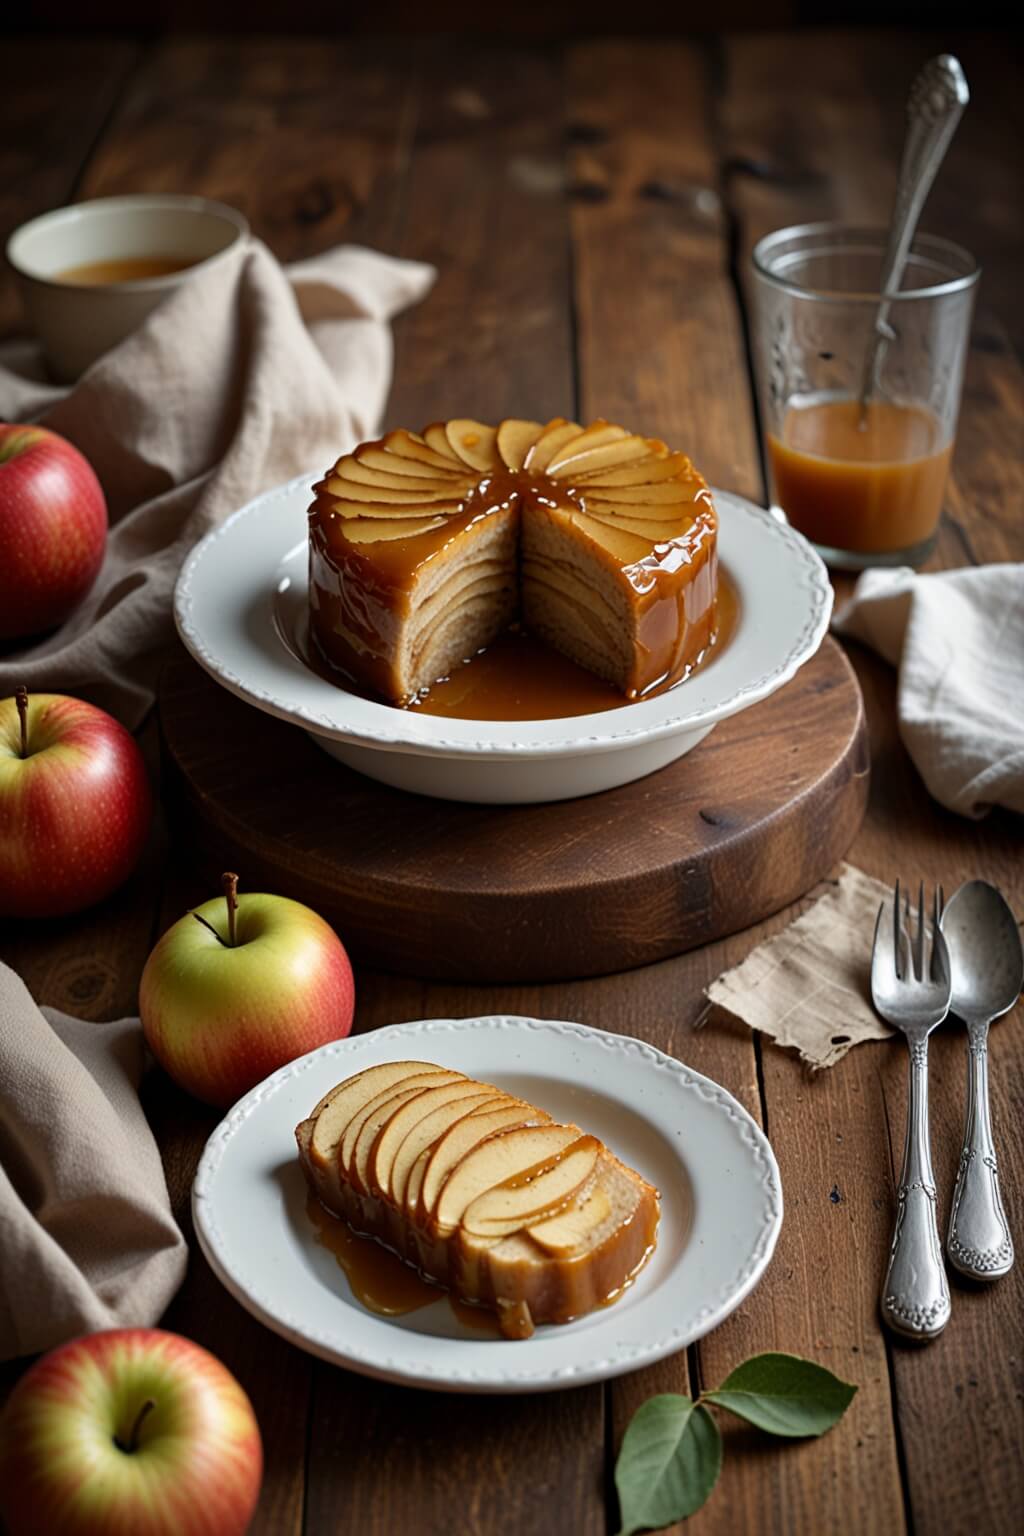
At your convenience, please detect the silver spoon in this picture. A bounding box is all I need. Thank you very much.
[859,54,969,414]
[940,880,1023,1281]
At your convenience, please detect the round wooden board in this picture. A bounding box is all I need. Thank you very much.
[158,638,868,983]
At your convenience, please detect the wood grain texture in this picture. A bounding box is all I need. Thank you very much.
[78,36,417,259]
[567,41,761,496]
[719,28,1024,1536]
[158,638,868,982]
[383,40,575,430]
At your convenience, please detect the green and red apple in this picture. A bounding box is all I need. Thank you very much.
[141,874,355,1108]
[0,1328,262,1536]
[0,688,151,918]
[0,423,107,640]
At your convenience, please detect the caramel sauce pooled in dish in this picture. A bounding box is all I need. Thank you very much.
[306,1194,519,1337]
[54,256,197,285]
[768,398,952,555]
[304,572,739,721]
[306,1193,654,1340]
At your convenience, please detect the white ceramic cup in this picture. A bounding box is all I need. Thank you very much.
[6,194,250,382]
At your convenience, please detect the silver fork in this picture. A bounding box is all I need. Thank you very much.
[871,881,953,1341]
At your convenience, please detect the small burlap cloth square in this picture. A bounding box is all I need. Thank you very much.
[706,864,894,1069]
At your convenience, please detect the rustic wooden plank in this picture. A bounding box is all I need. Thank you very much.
[719,29,1024,1536]
[567,42,760,496]
[297,41,603,1536]
[566,37,909,1536]
[383,41,576,430]
[78,36,418,259]
[0,38,139,337]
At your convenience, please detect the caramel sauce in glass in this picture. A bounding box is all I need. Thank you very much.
[54,256,197,285]
[768,398,952,555]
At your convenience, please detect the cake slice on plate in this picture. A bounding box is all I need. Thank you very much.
[296,1060,660,1339]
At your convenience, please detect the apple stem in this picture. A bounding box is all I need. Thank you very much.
[15,686,28,757]
[223,871,239,947]
[116,1397,156,1455]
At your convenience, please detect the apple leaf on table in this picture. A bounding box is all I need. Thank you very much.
[614,1395,722,1536]
[613,1352,857,1533]
[703,1351,858,1437]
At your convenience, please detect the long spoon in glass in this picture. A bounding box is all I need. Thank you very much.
[859,54,969,416]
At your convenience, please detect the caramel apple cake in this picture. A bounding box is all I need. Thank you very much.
[296,1060,660,1339]
[308,417,718,705]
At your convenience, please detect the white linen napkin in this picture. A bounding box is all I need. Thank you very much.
[0,240,435,729]
[833,564,1024,818]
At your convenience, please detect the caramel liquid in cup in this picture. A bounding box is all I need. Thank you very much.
[54,256,197,285]
[768,398,953,555]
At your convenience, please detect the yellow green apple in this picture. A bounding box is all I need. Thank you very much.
[140,873,355,1109]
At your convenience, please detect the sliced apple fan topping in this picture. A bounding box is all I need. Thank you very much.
[297,1062,630,1257]
[317,418,708,551]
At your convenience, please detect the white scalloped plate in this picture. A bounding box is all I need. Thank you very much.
[192,1016,782,1394]
[173,475,832,802]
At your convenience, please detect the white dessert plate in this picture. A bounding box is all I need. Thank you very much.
[192,1015,783,1395]
[174,473,832,802]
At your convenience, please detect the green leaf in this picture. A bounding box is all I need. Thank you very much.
[614,1394,722,1535]
[704,1352,857,1438]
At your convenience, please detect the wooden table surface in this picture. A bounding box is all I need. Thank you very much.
[3,27,1022,1536]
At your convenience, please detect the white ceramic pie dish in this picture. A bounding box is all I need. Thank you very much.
[174,473,832,803]
[192,1015,783,1394]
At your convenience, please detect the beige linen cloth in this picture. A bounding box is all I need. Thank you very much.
[833,564,1024,819]
[0,237,436,727]
[0,963,187,1359]
[706,864,894,1069]
[0,238,434,1356]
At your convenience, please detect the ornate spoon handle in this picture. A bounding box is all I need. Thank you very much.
[882,1038,951,1340]
[947,1021,1014,1279]
[860,54,969,407]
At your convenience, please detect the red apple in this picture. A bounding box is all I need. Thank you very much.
[140,873,355,1108]
[0,1328,262,1536]
[0,423,107,639]
[0,688,152,918]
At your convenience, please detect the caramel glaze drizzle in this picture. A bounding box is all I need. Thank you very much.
[308,1127,660,1340]
[308,445,718,706]
[308,1191,659,1341]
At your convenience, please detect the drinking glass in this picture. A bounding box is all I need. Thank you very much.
[751,223,979,569]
